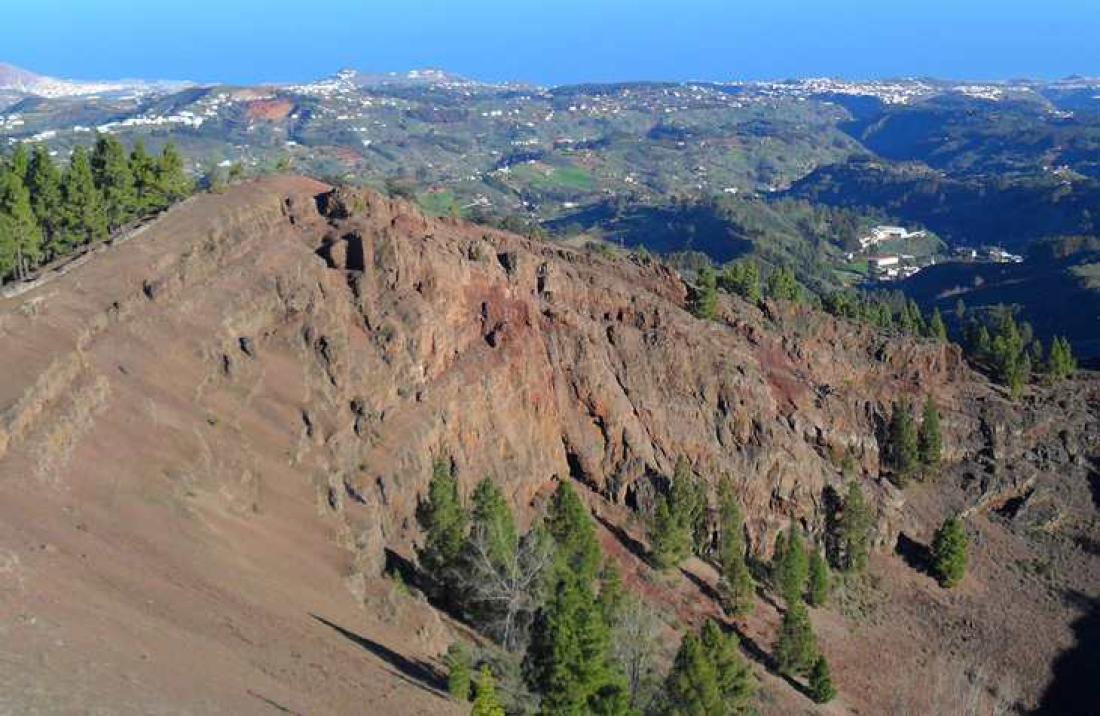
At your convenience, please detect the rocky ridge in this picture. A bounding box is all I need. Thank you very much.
[0,176,1094,713]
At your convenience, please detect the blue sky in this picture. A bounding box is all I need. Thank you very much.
[6,0,1100,85]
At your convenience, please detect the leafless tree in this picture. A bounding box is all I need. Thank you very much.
[460,524,556,652]
[611,594,664,710]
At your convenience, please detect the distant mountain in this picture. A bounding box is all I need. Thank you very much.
[0,62,191,98]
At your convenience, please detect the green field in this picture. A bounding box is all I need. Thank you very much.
[417,190,460,217]
[510,163,597,193]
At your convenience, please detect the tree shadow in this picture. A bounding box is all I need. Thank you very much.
[677,562,815,702]
[246,690,300,715]
[594,513,655,567]
[680,567,723,604]
[384,548,431,593]
[718,618,815,701]
[1034,590,1100,715]
[309,614,449,699]
[895,532,933,575]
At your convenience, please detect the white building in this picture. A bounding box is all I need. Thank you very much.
[868,255,901,280]
[859,225,927,250]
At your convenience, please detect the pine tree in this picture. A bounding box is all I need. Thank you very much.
[471,665,506,716]
[664,632,723,715]
[837,482,871,573]
[929,307,947,341]
[987,310,1030,397]
[129,139,160,213]
[445,642,472,701]
[26,145,63,258]
[887,399,919,485]
[91,134,136,229]
[528,482,628,714]
[808,656,837,704]
[469,477,519,568]
[598,564,625,625]
[765,266,801,302]
[673,458,709,557]
[716,477,755,617]
[415,458,468,600]
[7,144,29,182]
[718,260,761,302]
[700,621,755,713]
[545,480,601,584]
[775,527,809,605]
[910,299,928,335]
[154,142,193,204]
[525,571,628,715]
[774,602,818,677]
[650,496,691,570]
[918,397,943,470]
[931,516,968,588]
[60,146,107,248]
[0,169,44,280]
[1047,336,1077,382]
[807,549,829,607]
[693,265,718,320]
[650,459,707,569]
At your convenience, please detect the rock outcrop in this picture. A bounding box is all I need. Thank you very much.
[0,177,1094,713]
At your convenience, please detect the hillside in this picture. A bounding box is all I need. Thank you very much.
[0,177,1096,713]
[900,239,1100,363]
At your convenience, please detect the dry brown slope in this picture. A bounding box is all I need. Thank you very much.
[0,177,460,714]
[0,176,1094,713]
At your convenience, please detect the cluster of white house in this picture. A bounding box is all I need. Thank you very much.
[858,225,927,250]
[865,244,1025,282]
[867,254,924,280]
[953,246,1024,263]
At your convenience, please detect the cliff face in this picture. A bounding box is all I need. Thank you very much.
[1,176,1092,570]
[0,177,1094,713]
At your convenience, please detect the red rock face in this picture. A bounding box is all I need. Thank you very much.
[1,178,1089,565]
[0,177,1095,712]
[245,98,295,121]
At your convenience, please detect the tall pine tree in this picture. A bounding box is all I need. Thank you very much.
[91,134,136,229]
[700,621,754,713]
[807,548,829,607]
[129,139,161,213]
[26,145,63,258]
[60,146,108,249]
[469,477,519,569]
[928,307,947,341]
[775,527,809,605]
[0,168,43,280]
[836,481,872,573]
[716,477,755,617]
[526,481,629,715]
[153,142,193,205]
[918,397,943,470]
[664,631,723,716]
[774,602,818,677]
[415,457,468,602]
[886,399,919,485]
[545,480,601,584]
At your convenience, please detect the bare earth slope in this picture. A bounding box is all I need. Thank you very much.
[0,177,1095,713]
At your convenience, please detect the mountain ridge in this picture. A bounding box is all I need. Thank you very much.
[0,176,1094,712]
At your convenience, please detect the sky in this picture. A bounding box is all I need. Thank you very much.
[5,0,1100,86]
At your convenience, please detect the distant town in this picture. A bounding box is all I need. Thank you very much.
[849,224,1025,283]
